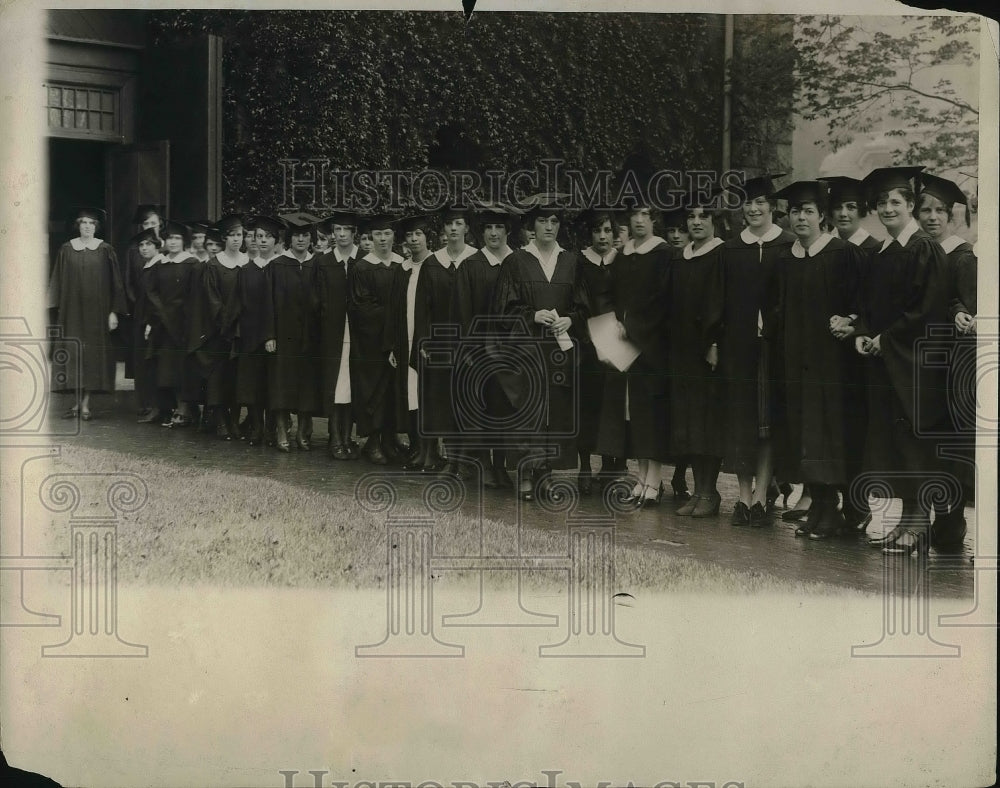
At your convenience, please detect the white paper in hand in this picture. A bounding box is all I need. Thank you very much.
[587,311,640,371]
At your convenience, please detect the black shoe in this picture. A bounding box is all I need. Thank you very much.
[730,502,751,526]
[671,481,691,502]
[781,506,811,522]
[809,507,846,540]
[749,502,769,527]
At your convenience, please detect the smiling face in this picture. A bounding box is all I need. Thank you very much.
[876,188,915,237]
[789,201,824,244]
[686,209,714,242]
[742,195,774,230]
[831,200,862,238]
[916,193,950,241]
[590,219,614,256]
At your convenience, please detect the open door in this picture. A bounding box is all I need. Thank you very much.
[105,140,170,257]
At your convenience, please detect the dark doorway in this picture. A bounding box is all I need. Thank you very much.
[48,137,109,268]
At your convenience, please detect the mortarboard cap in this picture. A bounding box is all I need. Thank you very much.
[72,206,107,225]
[129,227,161,248]
[398,213,438,236]
[215,214,246,236]
[252,215,287,238]
[282,214,319,242]
[819,176,866,206]
[187,221,211,235]
[771,180,829,209]
[320,211,360,233]
[132,204,166,224]
[861,166,924,204]
[357,211,399,233]
[738,173,786,201]
[162,220,192,246]
[204,227,223,246]
[919,172,970,227]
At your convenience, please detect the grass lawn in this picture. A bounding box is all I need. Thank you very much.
[44,445,872,596]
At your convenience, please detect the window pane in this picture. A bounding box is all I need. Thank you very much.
[49,107,62,127]
[62,109,73,127]
[63,90,75,109]
[102,92,113,112]
[48,87,61,107]
[76,110,88,128]
[89,91,101,110]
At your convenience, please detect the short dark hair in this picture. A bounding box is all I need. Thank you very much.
[74,215,102,235]
[830,198,869,218]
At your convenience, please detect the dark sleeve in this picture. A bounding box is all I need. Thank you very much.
[951,248,977,317]
[262,266,276,343]
[452,261,474,335]
[565,254,591,339]
[123,246,141,309]
[105,244,127,315]
[382,266,402,354]
[494,257,535,328]
[881,238,949,346]
[759,250,784,341]
[47,244,68,311]
[701,246,725,349]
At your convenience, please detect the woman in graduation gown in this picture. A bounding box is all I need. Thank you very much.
[348,213,406,465]
[914,172,976,551]
[853,166,952,555]
[128,227,164,422]
[233,215,281,446]
[386,213,435,471]
[594,202,672,508]
[493,194,591,502]
[720,174,796,525]
[267,217,321,452]
[124,204,165,423]
[669,195,725,518]
[576,209,626,496]
[315,211,359,460]
[187,214,247,441]
[451,203,520,488]
[48,207,126,419]
[143,221,202,427]
[412,206,478,479]
[771,181,865,539]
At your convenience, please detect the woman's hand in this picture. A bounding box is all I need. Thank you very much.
[550,316,572,335]
[829,315,855,340]
[955,311,975,334]
[534,309,555,325]
[855,336,870,356]
[388,350,397,368]
[868,335,882,356]
[108,313,118,331]
[616,321,627,340]
[144,324,152,341]
[705,344,718,371]
[265,340,276,353]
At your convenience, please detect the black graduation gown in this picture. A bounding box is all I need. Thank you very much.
[267,252,320,413]
[946,238,977,492]
[668,239,724,458]
[131,259,159,406]
[48,239,127,393]
[232,260,276,407]
[121,243,146,380]
[720,227,795,474]
[315,251,353,418]
[492,248,590,469]
[188,256,242,407]
[451,249,516,441]
[413,250,474,434]
[144,254,200,392]
[594,240,672,462]
[852,226,951,498]
[578,248,618,453]
[775,236,864,485]
[348,255,400,436]
[385,261,420,427]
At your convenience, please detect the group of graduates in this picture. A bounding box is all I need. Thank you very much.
[49,163,977,557]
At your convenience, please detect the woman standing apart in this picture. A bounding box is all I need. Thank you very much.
[854,167,952,555]
[49,207,126,420]
[720,175,795,525]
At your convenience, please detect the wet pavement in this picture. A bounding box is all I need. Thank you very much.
[49,392,978,596]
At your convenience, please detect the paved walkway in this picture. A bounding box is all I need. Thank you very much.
[51,391,977,596]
